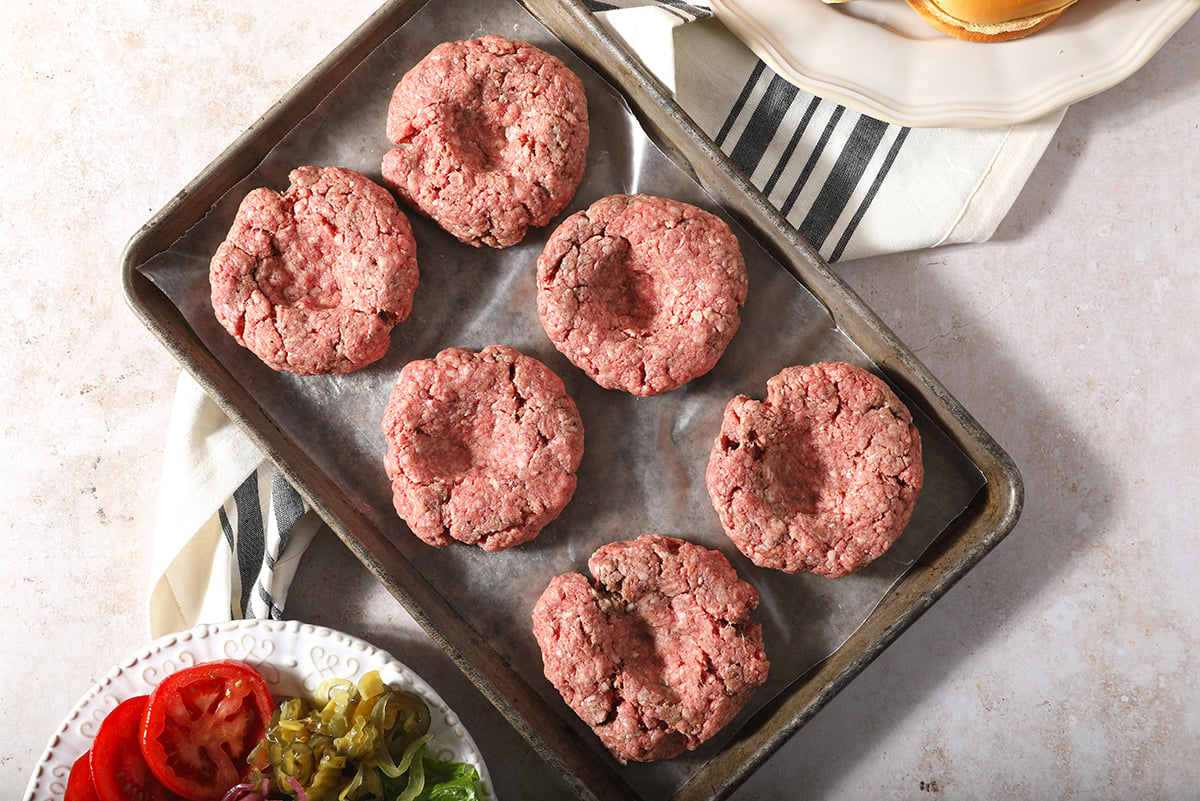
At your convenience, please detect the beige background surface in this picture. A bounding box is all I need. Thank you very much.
[4,2,1198,799]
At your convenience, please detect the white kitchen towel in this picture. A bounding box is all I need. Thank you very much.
[150,0,1062,634]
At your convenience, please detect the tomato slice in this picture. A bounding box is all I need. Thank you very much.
[65,751,100,801]
[91,696,182,801]
[140,660,274,801]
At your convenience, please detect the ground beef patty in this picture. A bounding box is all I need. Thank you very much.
[381,345,584,552]
[536,194,748,397]
[209,165,419,375]
[381,35,589,248]
[707,361,924,578]
[532,534,769,763]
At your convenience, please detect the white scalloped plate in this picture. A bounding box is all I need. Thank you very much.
[23,619,494,801]
[710,0,1199,127]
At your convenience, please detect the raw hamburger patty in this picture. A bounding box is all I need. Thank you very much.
[532,534,769,763]
[381,345,584,552]
[536,194,748,396]
[381,35,589,248]
[707,361,924,578]
[209,165,419,375]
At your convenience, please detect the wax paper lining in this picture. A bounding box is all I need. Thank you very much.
[140,0,984,796]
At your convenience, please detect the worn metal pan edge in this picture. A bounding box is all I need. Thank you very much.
[121,1,1024,800]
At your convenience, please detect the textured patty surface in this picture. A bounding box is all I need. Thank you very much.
[382,345,584,552]
[707,361,924,577]
[532,534,769,763]
[209,165,419,375]
[381,34,589,248]
[536,193,747,396]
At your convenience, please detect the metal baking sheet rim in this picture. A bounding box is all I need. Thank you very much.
[120,1,1024,800]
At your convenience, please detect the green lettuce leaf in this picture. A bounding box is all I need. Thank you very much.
[380,756,480,801]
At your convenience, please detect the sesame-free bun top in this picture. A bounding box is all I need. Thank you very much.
[905,0,1078,41]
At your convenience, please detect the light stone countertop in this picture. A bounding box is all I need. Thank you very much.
[3,3,1198,799]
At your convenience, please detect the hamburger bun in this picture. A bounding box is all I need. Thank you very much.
[905,0,1078,42]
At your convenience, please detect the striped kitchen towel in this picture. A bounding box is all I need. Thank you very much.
[588,0,1064,262]
[150,1,1062,636]
[149,371,322,638]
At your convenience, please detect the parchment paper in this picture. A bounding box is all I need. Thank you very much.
[141,0,984,796]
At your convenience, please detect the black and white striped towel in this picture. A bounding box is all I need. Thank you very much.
[151,1,1062,636]
[588,0,1063,261]
[149,371,321,637]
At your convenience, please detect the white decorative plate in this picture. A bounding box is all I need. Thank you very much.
[23,619,494,801]
[709,0,1199,127]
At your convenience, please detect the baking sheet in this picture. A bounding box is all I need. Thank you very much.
[132,0,991,798]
